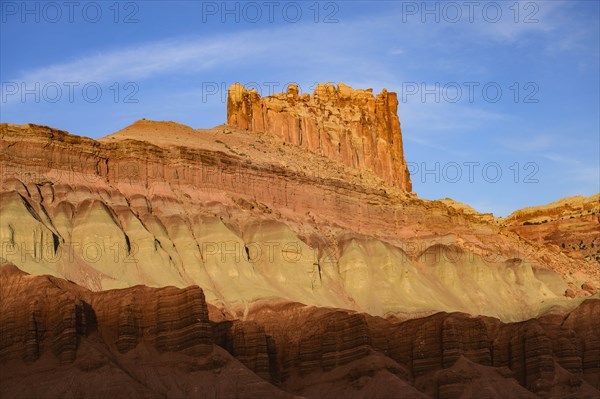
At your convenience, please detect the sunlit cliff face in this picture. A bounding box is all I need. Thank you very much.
[1,114,595,323]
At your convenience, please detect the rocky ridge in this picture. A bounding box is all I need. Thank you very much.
[501,195,600,290]
[0,264,294,399]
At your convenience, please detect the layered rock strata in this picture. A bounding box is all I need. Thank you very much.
[1,122,597,321]
[502,194,600,265]
[2,267,598,398]
[243,300,600,398]
[0,264,294,399]
[227,83,412,191]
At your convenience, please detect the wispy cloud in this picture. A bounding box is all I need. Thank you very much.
[543,153,599,188]
[2,0,584,103]
[500,134,556,152]
[5,33,272,87]
[543,152,581,165]
[468,0,562,43]
[1,22,393,105]
[398,100,506,137]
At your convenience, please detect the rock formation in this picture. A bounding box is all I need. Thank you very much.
[502,194,600,264]
[1,266,599,398]
[1,82,599,398]
[0,264,294,399]
[1,122,598,321]
[246,300,600,398]
[501,194,600,296]
[227,83,412,191]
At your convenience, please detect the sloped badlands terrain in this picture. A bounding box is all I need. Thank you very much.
[1,265,599,398]
[0,83,598,398]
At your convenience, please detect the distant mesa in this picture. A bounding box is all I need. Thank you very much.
[227,82,412,191]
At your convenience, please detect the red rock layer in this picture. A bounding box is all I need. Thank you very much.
[242,301,600,398]
[0,264,212,363]
[1,266,599,398]
[227,83,412,191]
[0,264,293,399]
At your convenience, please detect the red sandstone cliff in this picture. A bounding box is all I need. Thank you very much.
[227,83,412,191]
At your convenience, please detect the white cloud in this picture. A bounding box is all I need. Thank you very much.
[398,99,506,136]
[1,21,394,105]
[6,32,272,87]
[501,134,556,152]
[469,0,560,42]
[543,153,600,188]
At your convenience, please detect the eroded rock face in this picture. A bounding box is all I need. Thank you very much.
[0,263,213,363]
[242,300,600,399]
[1,122,597,321]
[2,265,599,398]
[0,264,294,399]
[227,83,412,191]
[2,80,598,399]
[502,194,600,275]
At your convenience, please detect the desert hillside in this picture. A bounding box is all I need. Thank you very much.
[1,83,598,398]
[2,117,597,321]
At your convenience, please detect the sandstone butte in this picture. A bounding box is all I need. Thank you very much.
[227,83,412,191]
[0,82,599,399]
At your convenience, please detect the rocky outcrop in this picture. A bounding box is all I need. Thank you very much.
[227,83,412,191]
[501,194,600,268]
[3,79,599,398]
[0,263,212,363]
[500,195,600,299]
[220,320,274,382]
[561,298,600,388]
[502,194,599,225]
[242,301,600,398]
[0,264,92,364]
[0,264,294,399]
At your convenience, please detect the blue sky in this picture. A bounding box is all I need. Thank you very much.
[1,1,598,216]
